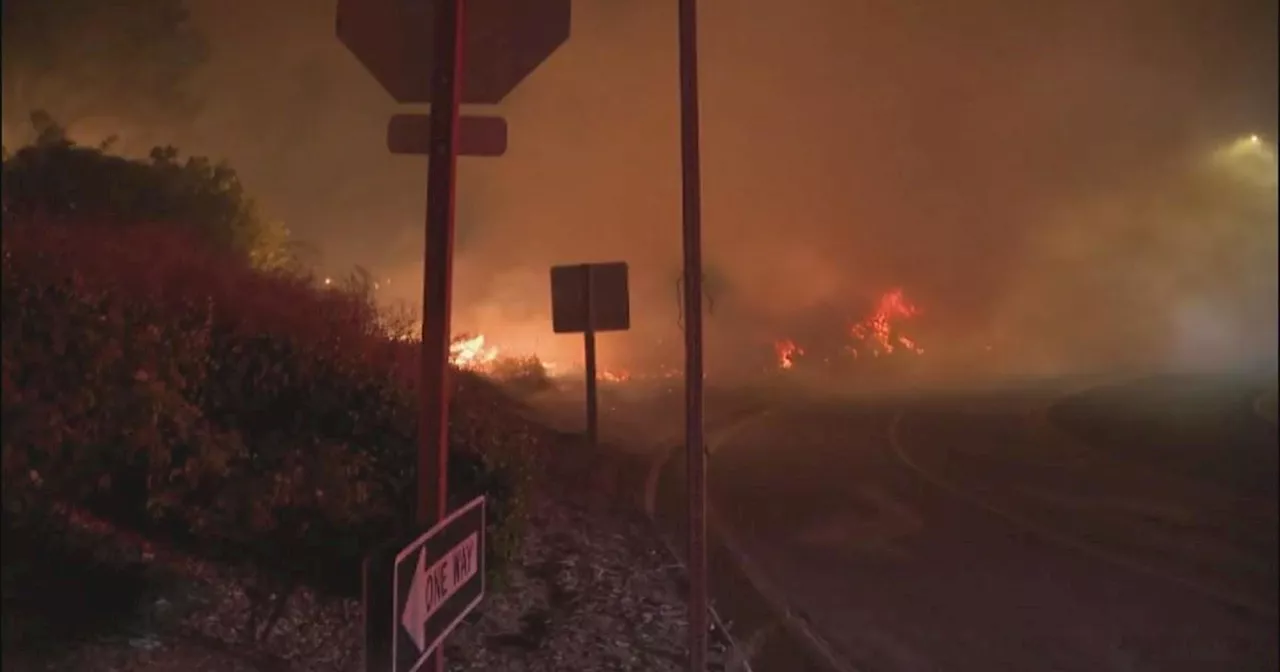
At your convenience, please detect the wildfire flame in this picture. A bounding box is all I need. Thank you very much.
[849,288,924,357]
[449,334,500,370]
[600,369,632,383]
[772,288,924,370]
[447,332,647,383]
[775,339,804,369]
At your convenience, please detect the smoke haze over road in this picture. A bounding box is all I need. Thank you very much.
[6,0,1275,379]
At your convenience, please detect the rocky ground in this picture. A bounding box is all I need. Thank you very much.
[1,426,743,672]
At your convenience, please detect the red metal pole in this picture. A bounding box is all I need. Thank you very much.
[419,1,464,671]
[676,0,708,669]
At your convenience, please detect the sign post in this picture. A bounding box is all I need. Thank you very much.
[581,265,599,449]
[676,0,709,669]
[416,2,465,671]
[550,262,631,449]
[338,1,570,670]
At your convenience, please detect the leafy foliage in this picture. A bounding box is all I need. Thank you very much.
[489,355,555,396]
[1,0,208,129]
[1,222,540,595]
[1,114,301,272]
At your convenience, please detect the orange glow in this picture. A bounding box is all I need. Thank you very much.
[600,369,632,383]
[448,333,500,369]
[775,339,804,369]
[770,288,924,370]
[849,288,924,357]
[446,332,663,383]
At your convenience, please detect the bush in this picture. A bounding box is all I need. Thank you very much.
[1,114,301,272]
[488,354,555,396]
[1,221,539,595]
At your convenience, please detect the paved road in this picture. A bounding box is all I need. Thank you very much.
[524,379,770,450]
[705,376,1279,672]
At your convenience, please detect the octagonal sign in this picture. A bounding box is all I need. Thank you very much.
[337,0,571,105]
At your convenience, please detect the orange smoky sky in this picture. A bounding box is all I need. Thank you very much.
[23,0,1276,376]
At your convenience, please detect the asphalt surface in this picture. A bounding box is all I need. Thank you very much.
[524,379,841,670]
[701,375,1279,672]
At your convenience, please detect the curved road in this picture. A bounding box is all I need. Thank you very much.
[706,377,1278,671]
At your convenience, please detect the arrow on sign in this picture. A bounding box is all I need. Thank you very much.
[400,533,480,653]
[400,548,430,652]
[364,495,485,672]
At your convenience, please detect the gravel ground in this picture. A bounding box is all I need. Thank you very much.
[4,462,736,672]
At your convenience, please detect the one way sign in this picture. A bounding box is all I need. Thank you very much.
[364,496,486,672]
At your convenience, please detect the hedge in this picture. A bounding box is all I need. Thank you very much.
[1,220,538,596]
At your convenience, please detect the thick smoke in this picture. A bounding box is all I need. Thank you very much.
[6,0,1275,380]
[992,136,1278,377]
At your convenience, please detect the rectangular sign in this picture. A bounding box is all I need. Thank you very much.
[387,114,508,157]
[550,262,631,334]
[412,532,478,626]
[364,496,486,672]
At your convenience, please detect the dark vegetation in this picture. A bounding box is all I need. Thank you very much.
[782,342,926,383]
[487,354,556,396]
[1,121,543,653]
[2,113,300,271]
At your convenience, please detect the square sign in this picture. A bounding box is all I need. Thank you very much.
[364,496,486,672]
[550,262,631,334]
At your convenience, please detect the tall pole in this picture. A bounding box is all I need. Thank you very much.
[419,1,464,671]
[583,265,600,449]
[676,0,708,670]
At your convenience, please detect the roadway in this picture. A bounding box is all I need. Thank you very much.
[677,374,1279,671]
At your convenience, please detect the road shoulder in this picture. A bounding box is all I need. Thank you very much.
[1,427,739,672]
[644,410,857,672]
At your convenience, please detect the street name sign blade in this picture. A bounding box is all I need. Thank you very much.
[388,114,508,157]
[363,496,486,672]
[550,262,631,334]
[336,0,572,105]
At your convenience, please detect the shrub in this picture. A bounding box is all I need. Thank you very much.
[1,224,238,521]
[488,354,555,396]
[1,115,302,272]
[1,221,539,595]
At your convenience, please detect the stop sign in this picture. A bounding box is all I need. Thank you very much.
[336,0,571,105]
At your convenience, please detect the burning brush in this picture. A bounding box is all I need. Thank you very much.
[848,288,925,358]
[449,333,500,369]
[773,287,925,370]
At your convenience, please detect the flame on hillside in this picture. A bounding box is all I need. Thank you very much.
[449,334,499,370]
[849,288,925,357]
[775,339,804,369]
[772,288,924,369]
[601,369,631,383]
[446,332,643,383]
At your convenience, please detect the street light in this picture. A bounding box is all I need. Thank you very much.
[1225,135,1276,187]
